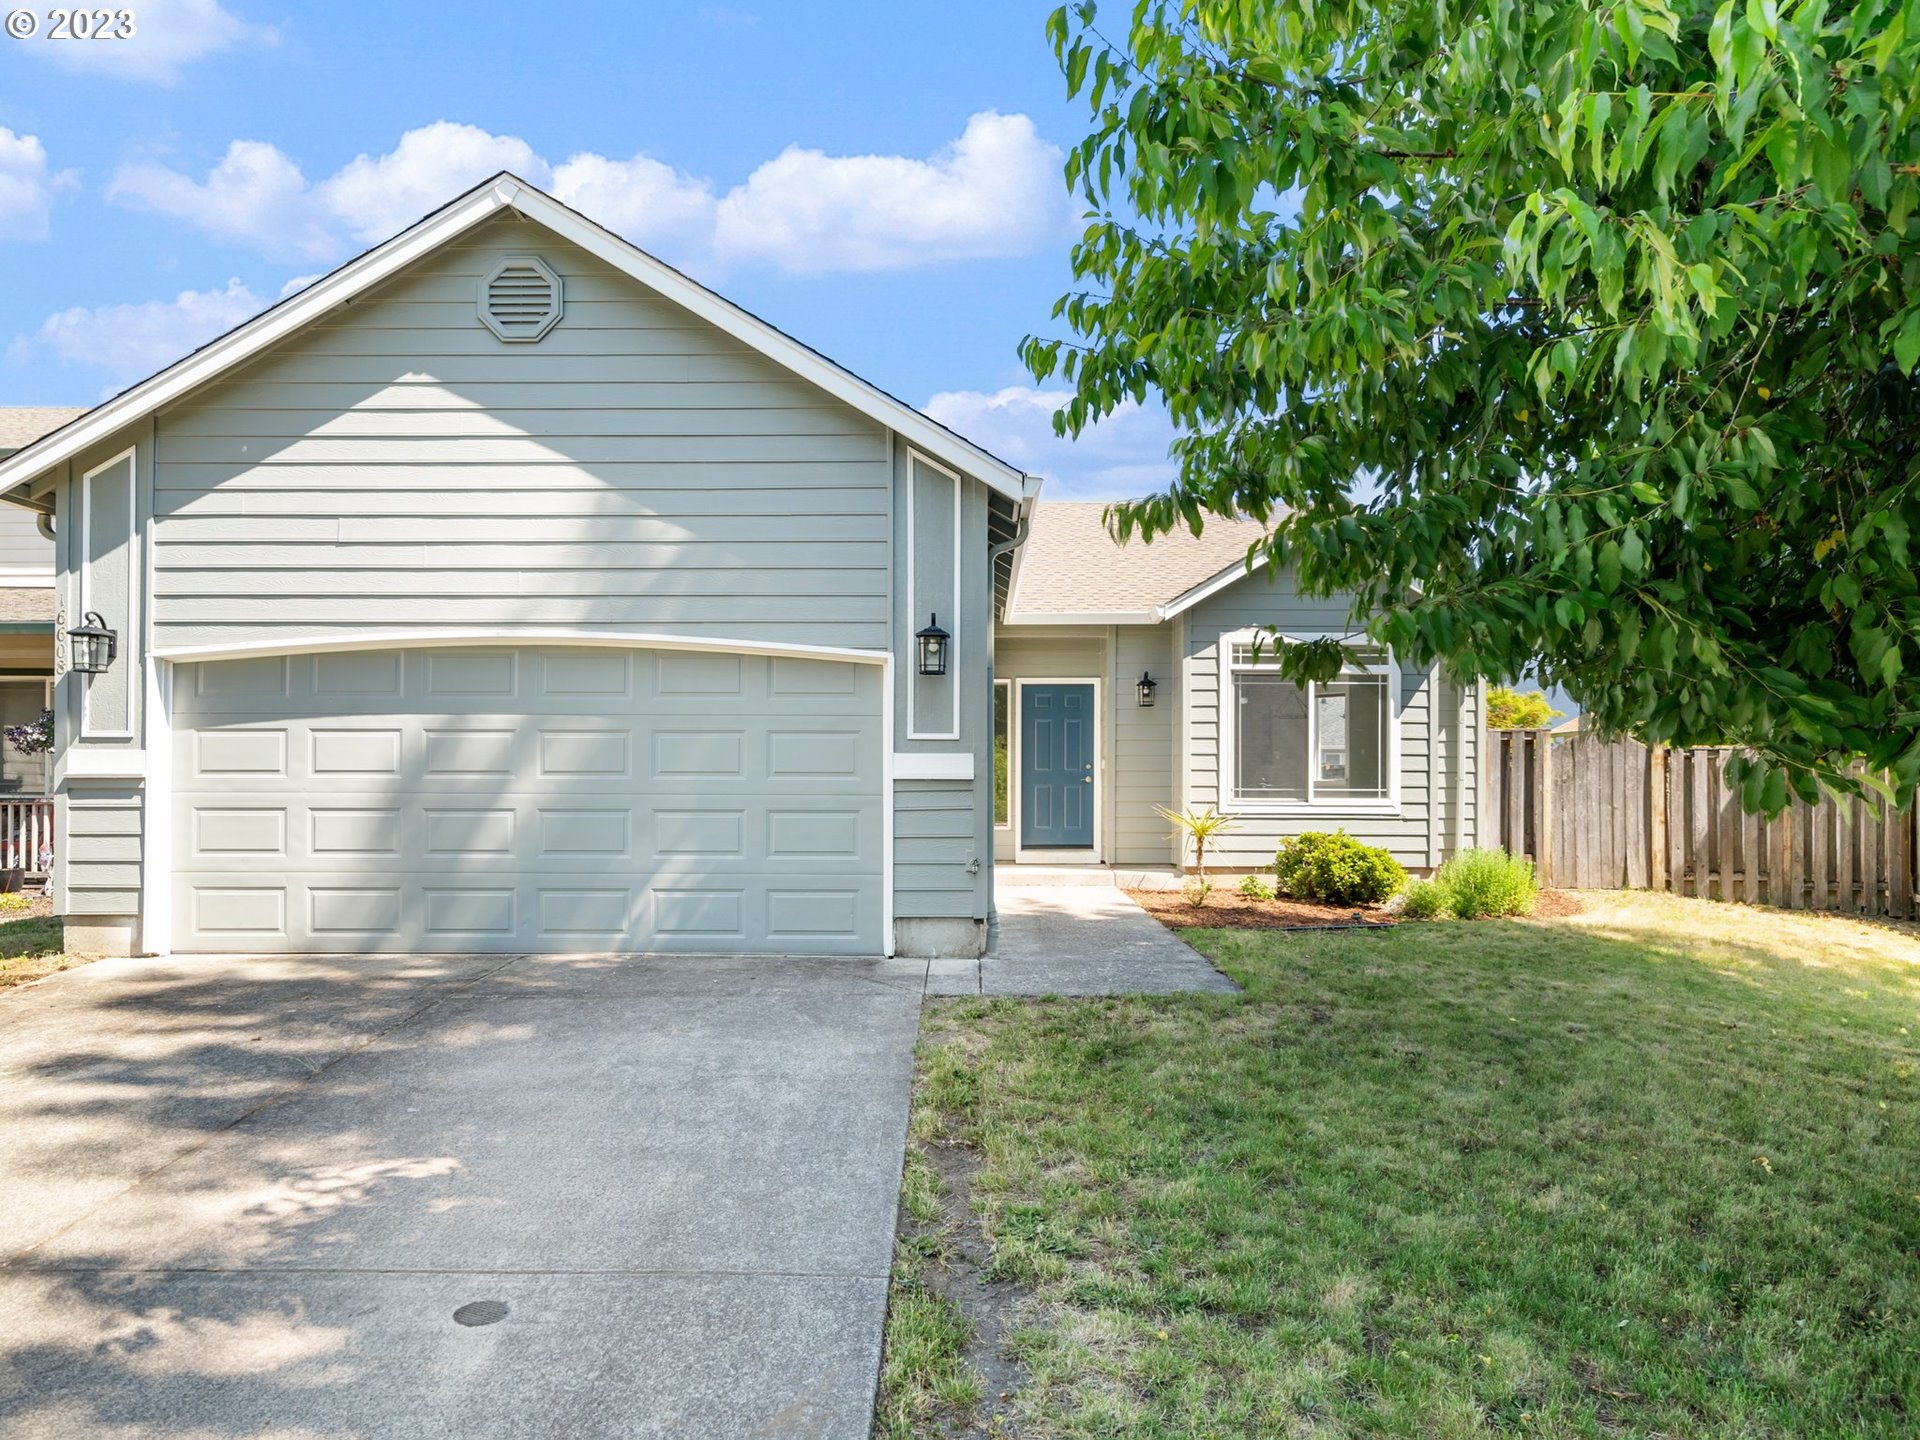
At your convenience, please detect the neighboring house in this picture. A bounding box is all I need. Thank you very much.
[991,502,1484,875]
[0,410,73,805]
[0,174,1036,958]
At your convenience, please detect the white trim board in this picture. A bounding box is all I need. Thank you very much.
[77,447,137,741]
[893,752,974,781]
[905,448,962,742]
[151,628,892,667]
[0,175,1035,507]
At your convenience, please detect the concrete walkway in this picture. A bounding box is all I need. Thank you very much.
[927,884,1241,997]
[0,950,926,1438]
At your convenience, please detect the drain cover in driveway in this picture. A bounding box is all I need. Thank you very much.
[453,1300,509,1327]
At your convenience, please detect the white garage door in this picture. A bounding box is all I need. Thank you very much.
[171,646,885,954]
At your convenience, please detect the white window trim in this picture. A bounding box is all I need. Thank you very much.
[1216,628,1401,817]
[992,677,1011,829]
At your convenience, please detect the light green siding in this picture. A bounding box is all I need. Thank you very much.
[892,440,993,932]
[59,783,142,915]
[893,779,976,919]
[148,215,893,654]
[1112,625,1176,865]
[0,505,50,573]
[1181,569,1467,872]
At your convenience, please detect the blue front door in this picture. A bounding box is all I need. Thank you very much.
[1021,684,1095,848]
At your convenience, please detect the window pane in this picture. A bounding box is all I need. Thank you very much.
[992,682,1010,825]
[1317,675,1390,799]
[1234,673,1308,801]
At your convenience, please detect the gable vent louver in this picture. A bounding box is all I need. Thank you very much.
[479,254,563,342]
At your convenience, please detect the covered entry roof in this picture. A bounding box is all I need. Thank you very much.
[1004,501,1276,624]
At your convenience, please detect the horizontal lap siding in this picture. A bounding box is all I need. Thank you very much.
[150,216,891,653]
[1185,578,1440,871]
[1113,626,1175,865]
[62,785,142,914]
[895,780,978,919]
[0,505,50,572]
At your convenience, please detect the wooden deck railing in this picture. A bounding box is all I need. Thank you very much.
[0,796,54,875]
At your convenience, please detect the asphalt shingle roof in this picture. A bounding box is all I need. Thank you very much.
[0,408,87,453]
[1007,501,1272,620]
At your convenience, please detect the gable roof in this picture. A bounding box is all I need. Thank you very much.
[0,174,1035,507]
[1004,501,1274,624]
[0,408,87,457]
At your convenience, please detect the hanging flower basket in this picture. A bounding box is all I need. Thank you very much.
[4,709,53,756]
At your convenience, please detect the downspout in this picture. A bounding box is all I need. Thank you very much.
[36,512,54,542]
[984,493,1032,956]
[987,507,1030,566]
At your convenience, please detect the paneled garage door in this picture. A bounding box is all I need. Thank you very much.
[171,646,885,954]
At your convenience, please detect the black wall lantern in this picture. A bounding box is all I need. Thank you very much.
[1137,670,1157,707]
[67,611,118,674]
[916,613,951,676]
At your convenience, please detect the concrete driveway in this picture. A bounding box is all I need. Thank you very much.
[0,949,926,1438]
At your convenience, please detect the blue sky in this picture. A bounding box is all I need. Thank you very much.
[0,0,1177,498]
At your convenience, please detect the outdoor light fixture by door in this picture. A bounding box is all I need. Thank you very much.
[66,611,118,674]
[916,613,951,676]
[1137,671,1157,707]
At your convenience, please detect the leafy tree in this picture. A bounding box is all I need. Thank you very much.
[1027,0,1920,810]
[1487,686,1569,729]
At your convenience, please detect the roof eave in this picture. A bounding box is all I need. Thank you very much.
[1000,610,1162,627]
[1155,549,1273,620]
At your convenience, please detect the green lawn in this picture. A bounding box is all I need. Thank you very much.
[0,914,70,990]
[880,893,1920,1438]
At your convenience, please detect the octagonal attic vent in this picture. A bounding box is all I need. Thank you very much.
[479,255,563,342]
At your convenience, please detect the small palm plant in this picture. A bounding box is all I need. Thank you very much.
[1157,805,1236,904]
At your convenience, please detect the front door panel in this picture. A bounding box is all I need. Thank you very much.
[1021,683,1094,848]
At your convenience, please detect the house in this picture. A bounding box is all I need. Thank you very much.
[0,410,71,859]
[0,174,1034,959]
[991,502,1484,875]
[0,172,1484,963]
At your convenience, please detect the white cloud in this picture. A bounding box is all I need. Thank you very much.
[924,385,1181,502]
[106,112,1069,274]
[316,123,551,246]
[109,140,330,260]
[18,0,275,83]
[551,151,718,265]
[713,112,1067,273]
[0,129,76,241]
[37,278,264,388]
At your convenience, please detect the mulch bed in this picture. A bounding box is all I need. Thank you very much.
[1127,886,1584,931]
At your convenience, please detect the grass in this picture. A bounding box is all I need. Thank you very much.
[0,914,71,990]
[878,892,1920,1438]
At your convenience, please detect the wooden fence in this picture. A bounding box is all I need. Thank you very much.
[1485,731,1918,916]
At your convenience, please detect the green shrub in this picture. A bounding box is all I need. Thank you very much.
[1433,847,1538,918]
[1237,874,1276,901]
[1274,831,1407,905]
[1397,878,1449,920]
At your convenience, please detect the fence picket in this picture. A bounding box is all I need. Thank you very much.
[1480,732,1919,917]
